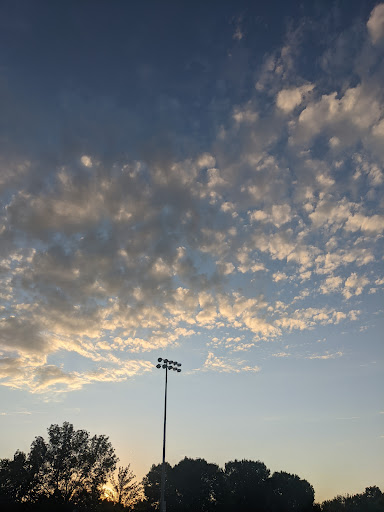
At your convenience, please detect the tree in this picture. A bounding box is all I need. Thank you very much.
[268,471,315,512]
[108,465,142,510]
[142,462,174,510]
[172,457,224,512]
[223,459,270,511]
[321,486,384,512]
[142,458,224,512]
[0,450,31,503]
[0,421,117,509]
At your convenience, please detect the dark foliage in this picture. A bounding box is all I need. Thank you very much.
[320,486,384,512]
[1,423,383,512]
[223,459,270,511]
[141,457,316,512]
[268,471,315,512]
[107,465,142,509]
[0,422,117,511]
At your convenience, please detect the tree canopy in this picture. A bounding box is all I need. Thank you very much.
[108,465,142,510]
[141,457,316,512]
[1,422,383,512]
[223,459,270,511]
[0,421,117,510]
[320,486,384,512]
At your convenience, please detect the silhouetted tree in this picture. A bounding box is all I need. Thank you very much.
[142,458,224,512]
[2,437,382,512]
[321,486,384,512]
[107,465,142,510]
[0,450,31,504]
[268,471,315,512]
[222,459,270,511]
[0,421,117,510]
[172,457,224,512]
[142,461,174,510]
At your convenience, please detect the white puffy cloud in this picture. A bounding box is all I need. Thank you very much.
[276,84,314,113]
[372,118,384,138]
[308,196,384,234]
[343,273,370,299]
[236,248,266,274]
[275,306,357,332]
[352,154,384,186]
[249,204,292,227]
[293,85,383,147]
[320,275,343,294]
[271,204,292,227]
[197,153,216,168]
[80,155,93,167]
[249,210,268,222]
[273,271,288,282]
[315,246,375,275]
[367,3,384,44]
[344,213,384,234]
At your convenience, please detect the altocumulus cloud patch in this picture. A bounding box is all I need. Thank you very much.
[0,2,383,394]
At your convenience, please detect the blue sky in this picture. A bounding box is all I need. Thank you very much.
[0,0,383,503]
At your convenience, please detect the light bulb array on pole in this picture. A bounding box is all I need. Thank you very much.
[156,358,182,512]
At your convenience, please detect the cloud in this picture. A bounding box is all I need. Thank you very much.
[1,357,154,394]
[367,3,384,44]
[273,271,288,283]
[201,352,260,373]
[0,317,49,354]
[233,106,258,124]
[307,351,343,360]
[344,213,384,234]
[372,118,384,138]
[272,352,291,358]
[275,307,355,332]
[232,17,244,41]
[249,204,292,228]
[276,84,314,113]
[320,275,343,294]
[80,155,93,168]
[308,195,384,235]
[0,411,32,416]
[343,273,370,299]
[0,3,383,395]
[292,84,383,148]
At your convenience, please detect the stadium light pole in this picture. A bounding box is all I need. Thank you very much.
[156,358,182,512]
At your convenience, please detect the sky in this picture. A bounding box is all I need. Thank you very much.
[0,0,383,503]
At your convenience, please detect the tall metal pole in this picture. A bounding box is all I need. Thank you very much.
[155,358,182,512]
[160,365,168,512]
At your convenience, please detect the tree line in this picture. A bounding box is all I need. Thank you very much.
[0,422,382,512]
